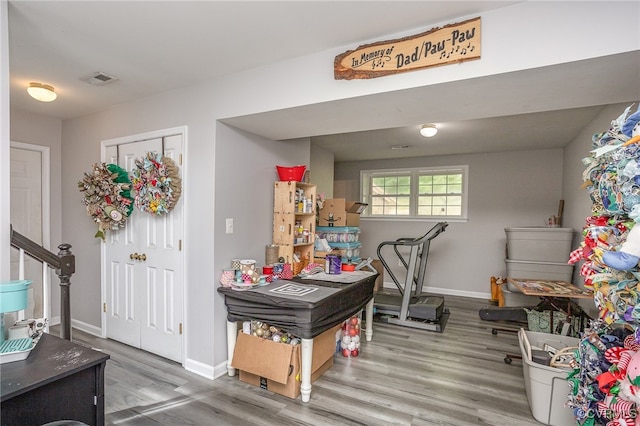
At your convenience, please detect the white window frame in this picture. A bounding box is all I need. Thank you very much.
[360,165,469,221]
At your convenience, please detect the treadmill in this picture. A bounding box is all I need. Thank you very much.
[374,222,449,332]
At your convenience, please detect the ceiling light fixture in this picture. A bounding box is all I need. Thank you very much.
[27,82,57,102]
[420,124,438,138]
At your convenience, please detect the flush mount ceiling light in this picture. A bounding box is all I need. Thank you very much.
[27,82,57,102]
[420,124,438,138]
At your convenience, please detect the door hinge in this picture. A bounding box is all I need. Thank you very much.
[179,154,183,166]
[103,303,107,313]
[179,240,182,251]
[179,323,183,335]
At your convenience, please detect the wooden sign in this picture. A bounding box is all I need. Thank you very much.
[334,17,481,80]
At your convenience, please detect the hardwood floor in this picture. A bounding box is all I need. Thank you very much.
[61,295,547,425]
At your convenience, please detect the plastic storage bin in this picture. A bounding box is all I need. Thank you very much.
[505,259,574,282]
[505,227,574,262]
[500,282,537,307]
[518,328,578,426]
[316,226,360,243]
[326,241,361,262]
[0,280,32,312]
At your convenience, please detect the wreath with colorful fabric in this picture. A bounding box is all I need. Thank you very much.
[131,151,182,215]
[78,163,134,240]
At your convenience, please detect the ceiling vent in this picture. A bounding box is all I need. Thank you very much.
[82,72,119,86]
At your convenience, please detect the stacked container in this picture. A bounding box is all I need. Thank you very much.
[502,227,575,307]
[316,226,361,264]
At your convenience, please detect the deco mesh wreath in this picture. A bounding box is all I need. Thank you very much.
[131,151,182,215]
[78,163,134,240]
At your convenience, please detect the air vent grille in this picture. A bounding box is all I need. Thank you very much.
[82,72,119,86]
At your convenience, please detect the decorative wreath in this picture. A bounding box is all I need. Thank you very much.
[78,163,134,240]
[131,151,182,215]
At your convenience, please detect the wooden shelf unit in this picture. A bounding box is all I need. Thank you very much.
[273,181,316,264]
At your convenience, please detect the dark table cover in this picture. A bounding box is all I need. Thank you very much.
[217,274,377,339]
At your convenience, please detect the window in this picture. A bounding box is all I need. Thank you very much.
[361,165,468,220]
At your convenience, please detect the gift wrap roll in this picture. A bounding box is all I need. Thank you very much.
[240,259,256,275]
[219,269,235,287]
[265,244,279,265]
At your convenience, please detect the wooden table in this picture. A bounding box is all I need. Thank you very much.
[508,277,592,333]
[1,333,110,426]
[217,272,377,402]
[507,278,593,299]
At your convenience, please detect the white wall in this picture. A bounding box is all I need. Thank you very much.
[212,123,310,375]
[335,148,564,297]
[10,1,639,376]
[215,1,639,125]
[309,142,334,199]
[61,85,217,366]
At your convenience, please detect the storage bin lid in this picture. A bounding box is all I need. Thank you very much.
[505,227,573,233]
[327,241,362,249]
[316,226,360,232]
[0,280,32,292]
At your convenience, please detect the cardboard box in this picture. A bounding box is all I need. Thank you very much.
[239,357,333,400]
[371,259,384,293]
[319,199,367,227]
[232,325,340,399]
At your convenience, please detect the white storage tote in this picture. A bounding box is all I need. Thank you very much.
[518,328,578,426]
[505,227,574,263]
[500,282,537,307]
[505,259,574,282]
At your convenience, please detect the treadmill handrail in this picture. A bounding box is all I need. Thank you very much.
[378,222,448,248]
[376,222,448,295]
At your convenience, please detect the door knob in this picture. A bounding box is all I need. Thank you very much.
[140,253,147,261]
[130,253,140,261]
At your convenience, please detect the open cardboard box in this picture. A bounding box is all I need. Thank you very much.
[319,199,367,227]
[231,324,340,399]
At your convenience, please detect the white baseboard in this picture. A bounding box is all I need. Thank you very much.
[184,358,215,380]
[214,361,233,380]
[71,318,102,337]
[381,281,490,300]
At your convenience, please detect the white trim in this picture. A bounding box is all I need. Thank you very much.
[101,126,186,148]
[361,164,469,220]
[10,141,52,323]
[71,318,103,338]
[381,280,488,300]
[100,126,188,365]
[184,358,216,381]
[10,141,51,251]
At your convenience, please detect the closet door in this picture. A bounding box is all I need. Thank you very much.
[104,135,184,363]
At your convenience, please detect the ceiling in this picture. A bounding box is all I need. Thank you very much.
[8,1,640,162]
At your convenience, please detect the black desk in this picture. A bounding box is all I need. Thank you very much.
[1,333,110,426]
[217,273,377,402]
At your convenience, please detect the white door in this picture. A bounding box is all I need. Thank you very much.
[104,134,184,363]
[10,146,44,319]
